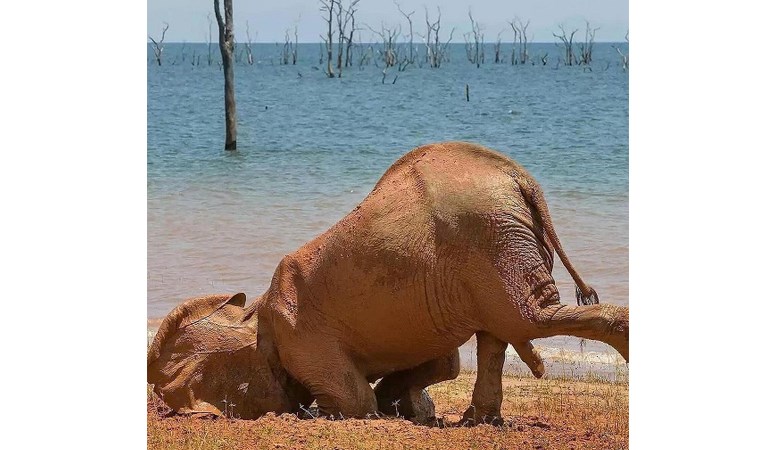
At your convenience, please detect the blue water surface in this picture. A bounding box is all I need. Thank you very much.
[148,42,628,357]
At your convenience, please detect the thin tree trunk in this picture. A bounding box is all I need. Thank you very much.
[215,0,237,150]
[293,26,298,64]
[320,0,336,78]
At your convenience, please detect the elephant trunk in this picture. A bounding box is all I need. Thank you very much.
[536,303,629,362]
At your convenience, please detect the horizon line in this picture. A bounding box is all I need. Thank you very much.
[150,40,629,45]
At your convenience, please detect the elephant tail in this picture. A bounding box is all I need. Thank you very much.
[517,177,599,306]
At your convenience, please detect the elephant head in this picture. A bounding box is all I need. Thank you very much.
[147,293,308,418]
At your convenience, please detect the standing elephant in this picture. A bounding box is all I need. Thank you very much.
[148,141,628,423]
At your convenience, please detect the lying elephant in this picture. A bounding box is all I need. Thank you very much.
[147,141,629,423]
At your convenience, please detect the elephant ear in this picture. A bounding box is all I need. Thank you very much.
[147,292,259,417]
[147,293,246,367]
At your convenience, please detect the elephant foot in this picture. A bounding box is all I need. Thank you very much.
[458,405,505,427]
[375,382,435,423]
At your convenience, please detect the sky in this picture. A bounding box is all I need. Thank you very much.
[147,0,629,44]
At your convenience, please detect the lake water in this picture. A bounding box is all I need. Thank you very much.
[148,42,628,373]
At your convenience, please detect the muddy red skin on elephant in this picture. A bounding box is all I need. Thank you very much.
[146,293,312,419]
[147,142,629,423]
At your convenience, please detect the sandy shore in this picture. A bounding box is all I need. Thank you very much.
[148,371,628,449]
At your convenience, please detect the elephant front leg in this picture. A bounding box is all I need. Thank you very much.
[374,349,460,424]
[461,333,545,426]
[460,332,507,426]
[280,341,378,419]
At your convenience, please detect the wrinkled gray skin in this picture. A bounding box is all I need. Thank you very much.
[147,142,629,425]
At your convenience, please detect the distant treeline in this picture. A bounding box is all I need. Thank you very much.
[149,1,629,73]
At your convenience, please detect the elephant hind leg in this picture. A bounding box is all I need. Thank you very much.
[461,331,507,426]
[461,334,545,427]
[374,349,460,424]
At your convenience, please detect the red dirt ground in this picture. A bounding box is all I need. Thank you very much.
[148,372,628,449]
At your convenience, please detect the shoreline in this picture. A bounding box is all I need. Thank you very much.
[146,324,627,383]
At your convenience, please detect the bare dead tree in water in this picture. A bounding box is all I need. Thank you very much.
[333,1,354,74]
[292,24,299,64]
[421,9,432,66]
[344,6,359,67]
[421,10,432,66]
[245,21,255,65]
[214,0,237,150]
[365,22,401,82]
[336,0,345,72]
[464,31,474,64]
[279,25,298,66]
[519,20,530,64]
[281,29,292,65]
[553,25,578,66]
[465,9,485,67]
[335,0,360,74]
[508,21,517,65]
[419,6,454,68]
[384,25,401,68]
[518,19,530,64]
[395,1,415,65]
[174,41,187,65]
[359,40,375,67]
[207,13,214,66]
[234,38,244,63]
[319,0,336,77]
[578,21,600,65]
[612,30,629,71]
[508,18,530,64]
[367,23,400,68]
[149,22,169,66]
[493,29,505,63]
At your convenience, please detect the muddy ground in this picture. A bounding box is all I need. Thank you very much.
[148,371,628,450]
